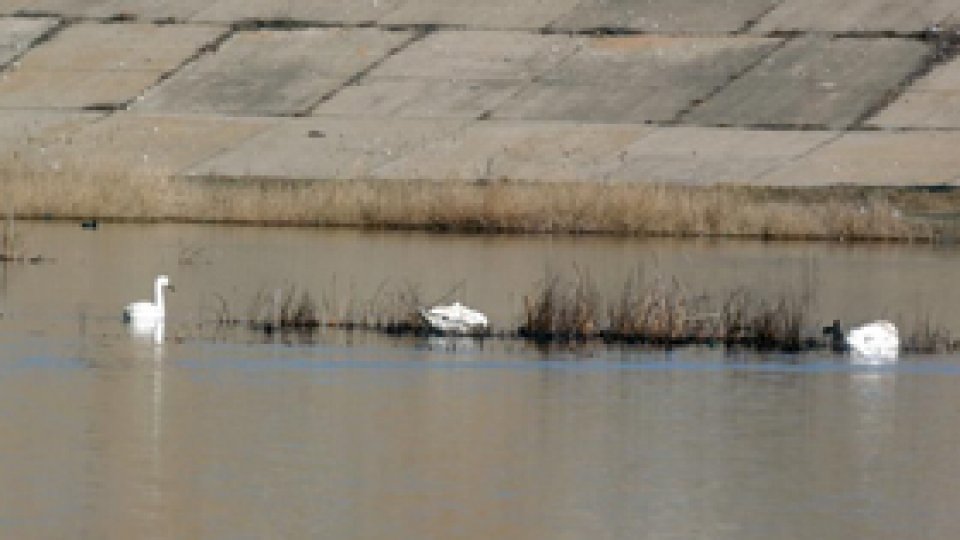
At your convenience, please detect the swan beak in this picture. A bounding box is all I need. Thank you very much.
[167,284,176,292]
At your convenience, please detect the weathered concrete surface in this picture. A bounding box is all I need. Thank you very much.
[492,36,781,123]
[0,0,204,21]
[0,109,102,158]
[317,31,579,119]
[136,28,413,116]
[683,37,931,128]
[551,0,781,33]
[0,17,56,67]
[0,22,223,108]
[186,117,468,180]
[753,0,959,32]
[192,0,406,24]
[379,0,582,29]
[13,112,277,173]
[316,79,519,119]
[760,132,960,186]
[870,56,960,128]
[371,121,650,182]
[607,127,838,184]
[371,31,578,81]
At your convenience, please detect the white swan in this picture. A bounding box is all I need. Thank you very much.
[123,275,173,329]
[420,302,489,335]
[846,320,899,360]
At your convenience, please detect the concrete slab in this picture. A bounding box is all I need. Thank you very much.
[869,91,960,128]
[186,117,468,180]
[0,22,223,108]
[0,70,163,108]
[380,0,583,29]
[315,79,520,119]
[551,0,781,33]
[0,0,204,20]
[492,36,781,123]
[372,30,580,81]
[15,113,276,174]
[760,132,960,186]
[192,0,407,24]
[683,36,930,128]
[0,17,57,67]
[136,28,413,115]
[0,110,102,158]
[371,121,651,182]
[754,0,959,32]
[605,127,837,184]
[13,22,223,72]
[870,56,960,128]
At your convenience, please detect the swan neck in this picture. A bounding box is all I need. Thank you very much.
[154,279,165,312]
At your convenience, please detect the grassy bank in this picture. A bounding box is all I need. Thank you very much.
[1,162,956,241]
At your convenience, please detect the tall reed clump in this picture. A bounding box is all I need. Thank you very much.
[0,156,938,241]
[720,289,810,351]
[520,267,815,351]
[245,286,320,334]
[212,280,427,337]
[519,269,601,341]
[901,315,960,354]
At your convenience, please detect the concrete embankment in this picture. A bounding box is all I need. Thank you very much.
[0,0,959,232]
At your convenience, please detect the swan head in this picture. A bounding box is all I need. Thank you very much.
[156,274,174,291]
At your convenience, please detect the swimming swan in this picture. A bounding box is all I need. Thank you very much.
[420,302,489,335]
[824,319,898,360]
[123,275,173,328]
[846,320,899,359]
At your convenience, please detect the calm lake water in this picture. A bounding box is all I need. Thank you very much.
[1,223,960,539]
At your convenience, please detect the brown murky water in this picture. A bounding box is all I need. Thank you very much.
[1,223,960,539]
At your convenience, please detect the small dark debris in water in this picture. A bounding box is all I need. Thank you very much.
[81,219,98,230]
[307,130,325,139]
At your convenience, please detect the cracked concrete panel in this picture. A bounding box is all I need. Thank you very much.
[0,17,57,66]
[315,79,520,119]
[0,0,204,19]
[552,0,781,33]
[136,28,413,115]
[186,117,467,180]
[606,127,836,184]
[683,37,930,128]
[380,0,582,29]
[492,36,780,123]
[193,0,407,23]
[870,56,960,128]
[13,22,225,72]
[754,0,958,32]
[760,132,960,186]
[19,113,277,174]
[371,121,650,182]
[373,31,580,81]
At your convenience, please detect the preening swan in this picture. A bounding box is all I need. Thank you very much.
[824,319,898,360]
[123,275,173,328]
[420,302,489,335]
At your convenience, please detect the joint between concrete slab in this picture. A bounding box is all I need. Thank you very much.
[300,28,434,117]
[0,15,68,73]
[671,35,793,125]
[736,0,789,34]
[853,31,960,129]
[122,26,236,115]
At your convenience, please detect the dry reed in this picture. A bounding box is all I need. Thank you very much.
[0,158,943,241]
[521,268,815,351]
